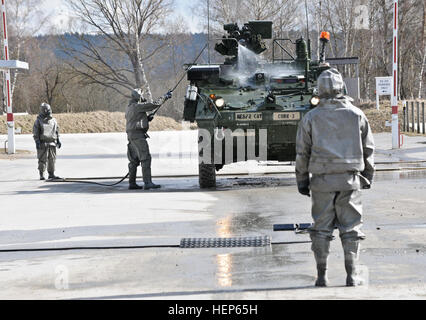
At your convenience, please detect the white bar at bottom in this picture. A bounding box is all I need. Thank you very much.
[7,123,15,154]
[392,113,399,149]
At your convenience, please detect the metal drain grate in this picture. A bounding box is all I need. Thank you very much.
[180,236,271,248]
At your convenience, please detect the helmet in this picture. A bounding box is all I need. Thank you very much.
[317,68,345,98]
[40,103,52,116]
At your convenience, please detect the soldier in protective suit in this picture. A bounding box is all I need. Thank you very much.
[295,68,375,287]
[33,103,62,180]
[126,88,172,190]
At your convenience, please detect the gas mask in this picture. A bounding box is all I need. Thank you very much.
[131,88,147,103]
[40,103,52,118]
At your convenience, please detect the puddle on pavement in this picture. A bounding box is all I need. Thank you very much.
[214,170,426,190]
[217,176,295,190]
[215,213,271,236]
[213,245,305,288]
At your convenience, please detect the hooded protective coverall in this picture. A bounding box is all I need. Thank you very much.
[295,68,375,287]
[126,89,170,190]
[33,103,61,180]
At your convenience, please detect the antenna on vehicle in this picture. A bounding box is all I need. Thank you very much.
[207,0,210,64]
[304,0,311,59]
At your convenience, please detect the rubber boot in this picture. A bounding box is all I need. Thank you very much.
[144,180,161,190]
[311,237,331,287]
[48,172,60,180]
[39,171,45,181]
[342,238,364,287]
[142,160,160,190]
[128,167,142,190]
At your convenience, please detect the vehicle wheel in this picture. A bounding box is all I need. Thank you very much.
[199,163,216,188]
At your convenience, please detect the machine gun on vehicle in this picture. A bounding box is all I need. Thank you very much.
[214,21,272,64]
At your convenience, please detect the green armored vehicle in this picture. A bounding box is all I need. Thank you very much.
[183,21,332,188]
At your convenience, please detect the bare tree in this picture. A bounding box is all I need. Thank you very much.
[201,0,301,35]
[154,15,193,118]
[62,0,173,103]
[288,0,426,102]
[274,0,303,37]
[417,0,425,99]
[11,36,69,113]
[27,38,68,106]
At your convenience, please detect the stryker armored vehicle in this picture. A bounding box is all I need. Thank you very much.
[183,21,334,188]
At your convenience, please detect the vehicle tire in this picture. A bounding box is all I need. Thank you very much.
[199,163,216,188]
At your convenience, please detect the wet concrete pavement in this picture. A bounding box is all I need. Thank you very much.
[0,132,425,299]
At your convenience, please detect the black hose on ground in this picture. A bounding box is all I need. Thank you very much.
[46,173,129,187]
[0,241,311,253]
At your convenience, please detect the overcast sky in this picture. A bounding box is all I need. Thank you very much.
[40,0,204,34]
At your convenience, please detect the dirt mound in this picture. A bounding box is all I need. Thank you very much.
[0,111,186,134]
[359,101,405,133]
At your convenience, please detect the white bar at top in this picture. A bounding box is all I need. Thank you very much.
[0,60,29,70]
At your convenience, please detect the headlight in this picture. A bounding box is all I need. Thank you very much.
[215,98,225,108]
[310,96,320,106]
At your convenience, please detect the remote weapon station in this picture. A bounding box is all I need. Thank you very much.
[183,21,333,188]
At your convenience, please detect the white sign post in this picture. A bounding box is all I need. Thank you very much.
[0,0,15,154]
[1,0,29,154]
[375,77,393,110]
[391,0,400,149]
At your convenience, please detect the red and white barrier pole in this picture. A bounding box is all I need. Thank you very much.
[1,0,14,154]
[392,0,399,149]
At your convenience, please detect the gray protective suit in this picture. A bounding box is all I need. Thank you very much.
[295,68,375,286]
[33,103,61,180]
[126,89,168,189]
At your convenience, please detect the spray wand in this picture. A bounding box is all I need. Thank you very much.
[147,43,208,119]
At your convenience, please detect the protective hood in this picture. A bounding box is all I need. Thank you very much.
[131,88,147,103]
[39,103,52,119]
[317,68,345,99]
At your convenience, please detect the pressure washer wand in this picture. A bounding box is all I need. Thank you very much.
[148,43,208,118]
[148,74,185,118]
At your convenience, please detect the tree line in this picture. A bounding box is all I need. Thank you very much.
[1,0,425,120]
[203,0,425,101]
